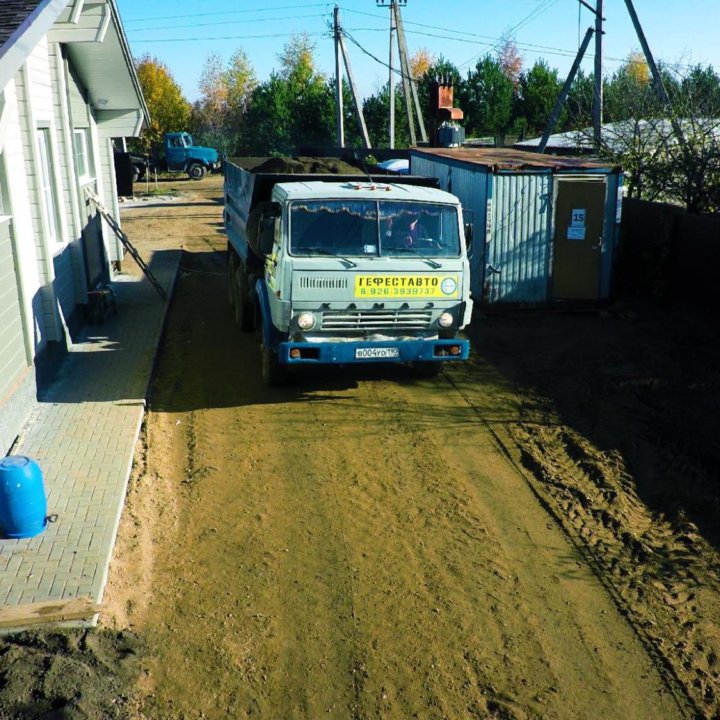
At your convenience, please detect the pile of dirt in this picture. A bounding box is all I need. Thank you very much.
[252,156,364,175]
[0,629,145,719]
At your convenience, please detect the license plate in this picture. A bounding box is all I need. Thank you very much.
[355,347,400,359]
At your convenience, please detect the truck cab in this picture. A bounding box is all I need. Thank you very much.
[164,132,221,179]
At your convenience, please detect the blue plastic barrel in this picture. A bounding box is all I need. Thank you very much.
[0,456,47,539]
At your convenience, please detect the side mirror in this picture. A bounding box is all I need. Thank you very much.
[464,223,474,257]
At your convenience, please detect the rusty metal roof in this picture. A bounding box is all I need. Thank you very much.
[411,147,619,173]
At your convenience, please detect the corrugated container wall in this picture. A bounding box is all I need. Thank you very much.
[411,155,486,300]
[488,173,553,303]
[410,149,622,306]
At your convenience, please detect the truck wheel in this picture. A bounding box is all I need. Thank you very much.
[188,163,206,180]
[261,343,287,387]
[233,265,255,332]
[412,361,442,378]
[131,165,141,183]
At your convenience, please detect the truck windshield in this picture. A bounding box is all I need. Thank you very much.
[290,200,461,259]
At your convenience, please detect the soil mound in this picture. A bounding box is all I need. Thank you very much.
[0,629,145,719]
[252,156,364,175]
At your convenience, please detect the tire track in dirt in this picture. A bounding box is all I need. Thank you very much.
[444,355,718,718]
[385,372,684,719]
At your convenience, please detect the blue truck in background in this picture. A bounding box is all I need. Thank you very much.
[129,132,222,182]
[223,158,474,385]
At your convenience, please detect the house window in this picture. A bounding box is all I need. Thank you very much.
[36,127,61,245]
[73,128,92,181]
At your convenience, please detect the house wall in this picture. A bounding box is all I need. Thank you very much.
[96,135,121,262]
[0,36,107,451]
[0,5,146,454]
[0,177,34,458]
[15,43,65,347]
[0,82,42,456]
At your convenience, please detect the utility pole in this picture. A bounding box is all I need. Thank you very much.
[593,0,604,148]
[338,27,372,148]
[393,2,415,146]
[540,26,594,152]
[334,6,344,148]
[388,3,396,149]
[377,0,406,149]
[623,0,686,151]
[393,2,427,144]
[623,0,670,105]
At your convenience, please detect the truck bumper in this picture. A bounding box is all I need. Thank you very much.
[276,338,470,365]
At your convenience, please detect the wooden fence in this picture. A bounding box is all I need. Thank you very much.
[617,198,720,308]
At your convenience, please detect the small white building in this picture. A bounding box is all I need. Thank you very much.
[0,0,148,454]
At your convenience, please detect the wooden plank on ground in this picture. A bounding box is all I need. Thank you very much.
[0,597,100,629]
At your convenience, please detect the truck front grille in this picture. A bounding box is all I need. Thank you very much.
[299,276,349,290]
[321,309,433,331]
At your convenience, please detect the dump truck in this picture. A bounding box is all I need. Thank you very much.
[121,133,221,183]
[224,157,473,385]
[157,132,221,179]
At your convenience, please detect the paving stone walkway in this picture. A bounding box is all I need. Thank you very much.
[0,248,179,629]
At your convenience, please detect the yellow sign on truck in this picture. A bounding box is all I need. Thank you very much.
[355,274,460,299]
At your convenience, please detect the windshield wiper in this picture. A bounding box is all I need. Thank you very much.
[388,246,442,269]
[299,247,357,268]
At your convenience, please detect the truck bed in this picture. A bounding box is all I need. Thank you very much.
[225,157,439,209]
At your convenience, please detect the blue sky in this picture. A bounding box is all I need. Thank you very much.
[116,0,720,103]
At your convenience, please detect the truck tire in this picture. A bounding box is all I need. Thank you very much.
[233,264,255,332]
[188,163,206,180]
[261,342,287,387]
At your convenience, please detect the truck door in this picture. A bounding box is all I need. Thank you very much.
[551,177,606,300]
[165,135,186,171]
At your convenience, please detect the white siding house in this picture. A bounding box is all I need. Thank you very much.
[0,0,148,455]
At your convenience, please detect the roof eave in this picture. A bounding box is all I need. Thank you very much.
[0,0,69,91]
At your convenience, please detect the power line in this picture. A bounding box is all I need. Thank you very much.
[341,29,414,82]
[347,25,714,73]
[122,5,720,76]
[129,30,328,44]
[505,0,562,37]
[459,0,562,67]
[122,2,331,24]
[339,10,602,66]
[126,13,327,33]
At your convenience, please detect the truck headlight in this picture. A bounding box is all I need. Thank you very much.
[438,312,454,328]
[296,312,316,330]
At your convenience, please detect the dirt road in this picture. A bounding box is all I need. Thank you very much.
[95,175,719,719]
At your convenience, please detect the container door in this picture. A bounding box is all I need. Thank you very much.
[551,178,606,299]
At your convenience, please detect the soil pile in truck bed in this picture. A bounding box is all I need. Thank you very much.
[242,156,365,175]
